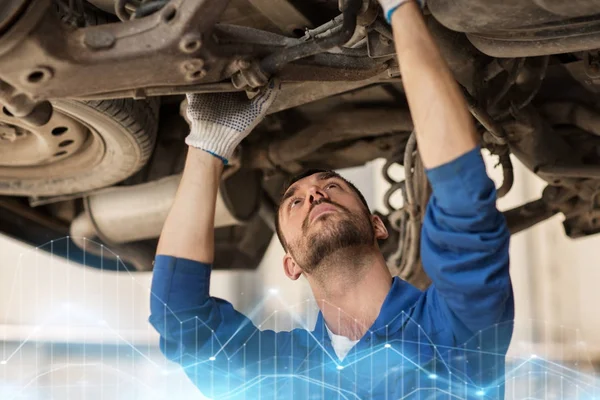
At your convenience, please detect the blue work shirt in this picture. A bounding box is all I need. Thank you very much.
[149,148,514,399]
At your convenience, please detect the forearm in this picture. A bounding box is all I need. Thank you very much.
[391,2,478,169]
[156,147,224,263]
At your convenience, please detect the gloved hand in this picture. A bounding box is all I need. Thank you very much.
[185,79,280,164]
[378,0,425,23]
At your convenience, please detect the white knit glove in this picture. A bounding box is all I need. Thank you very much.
[378,0,425,22]
[185,80,280,164]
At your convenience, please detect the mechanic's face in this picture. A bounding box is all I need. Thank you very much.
[279,172,388,280]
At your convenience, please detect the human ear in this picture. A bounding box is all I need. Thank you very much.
[371,214,389,240]
[283,253,303,280]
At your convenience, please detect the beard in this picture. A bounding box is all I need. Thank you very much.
[288,199,375,275]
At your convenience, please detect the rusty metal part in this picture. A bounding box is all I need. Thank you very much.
[463,89,508,145]
[367,29,395,59]
[246,107,413,170]
[0,79,52,126]
[0,0,232,99]
[429,0,600,57]
[231,60,269,90]
[504,185,577,236]
[466,21,600,58]
[537,165,600,180]
[494,56,551,120]
[504,198,559,235]
[500,102,600,238]
[277,58,389,82]
[75,82,238,100]
[0,102,90,167]
[496,153,514,198]
[505,106,580,178]
[540,102,600,137]
[0,1,389,102]
[268,75,390,113]
[380,132,430,285]
[259,0,362,75]
[396,133,422,281]
[488,58,526,110]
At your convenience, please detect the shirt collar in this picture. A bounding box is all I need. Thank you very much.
[312,277,423,340]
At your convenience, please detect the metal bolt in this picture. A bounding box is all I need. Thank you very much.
[231,71,247,90]
[180,59,205,73]
[180,59,206,81]
[236,59,251,70]
[83,30,116,50]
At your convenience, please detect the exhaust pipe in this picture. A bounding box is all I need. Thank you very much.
[71,174,240,244]
[69,170,266,270]
[71,174,239,244]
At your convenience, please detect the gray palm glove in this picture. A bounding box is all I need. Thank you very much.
[185,79,280,164]
[378,0,425,22]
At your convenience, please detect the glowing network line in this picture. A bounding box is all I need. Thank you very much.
[1,236,600,399]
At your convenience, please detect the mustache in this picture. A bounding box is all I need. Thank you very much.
[302,199,349,231]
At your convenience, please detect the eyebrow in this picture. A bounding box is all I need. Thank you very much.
[281,185,298,205]
[281,172,343,206]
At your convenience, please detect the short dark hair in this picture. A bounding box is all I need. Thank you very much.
[274,169,370,250]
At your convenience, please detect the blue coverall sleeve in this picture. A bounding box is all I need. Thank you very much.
[420,147,513,341]
[148,255,288,398]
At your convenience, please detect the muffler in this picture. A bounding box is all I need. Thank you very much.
[70,174,241,245]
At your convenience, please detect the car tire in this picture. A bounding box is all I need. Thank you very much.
[0,98,159,196]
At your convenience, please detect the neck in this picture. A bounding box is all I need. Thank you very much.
[308,248,393,341]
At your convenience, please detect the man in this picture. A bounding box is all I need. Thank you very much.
[150,0,514,398]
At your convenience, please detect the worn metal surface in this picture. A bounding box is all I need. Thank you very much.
[505,106,580,175]
[246,0,312,35]
[428,0,599,32]
[0,1,390,102]
[2,0,600,259]
[246,107,413,170]
[0,0,233,99]
[467,24,600,58]
[428,0,600,57]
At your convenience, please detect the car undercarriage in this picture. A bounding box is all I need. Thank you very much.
[0,0,599,285]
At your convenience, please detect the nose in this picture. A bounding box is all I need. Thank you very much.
[307,185,328,205]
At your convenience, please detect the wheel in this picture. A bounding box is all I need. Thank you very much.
[0,98,159,196]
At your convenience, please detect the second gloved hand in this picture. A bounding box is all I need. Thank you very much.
[185,79,280,164]
[378,0,425,22]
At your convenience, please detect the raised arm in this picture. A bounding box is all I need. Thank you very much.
[156,83,278,262]
[383,1,513,339]
[150,84,288,398]
[388,1,478,168]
